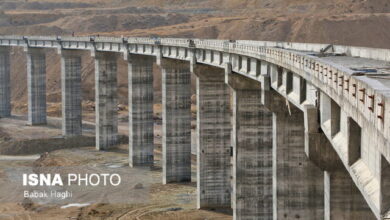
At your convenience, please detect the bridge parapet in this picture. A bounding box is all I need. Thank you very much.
[236,40,390,62]
[127,37,155,45]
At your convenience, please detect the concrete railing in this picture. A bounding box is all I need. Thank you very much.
[2,35,389,59]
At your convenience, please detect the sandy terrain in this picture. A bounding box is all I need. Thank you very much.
[0,146,231,220]
[0,115,229,220]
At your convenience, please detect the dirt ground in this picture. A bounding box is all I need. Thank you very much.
[0,105,227,220]
[0,145,231,220]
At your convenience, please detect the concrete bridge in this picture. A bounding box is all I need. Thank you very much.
[0,35,390,219]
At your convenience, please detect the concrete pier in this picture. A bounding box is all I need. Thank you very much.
[194,65,231,209]
[0,47,10,117]
[61,50,82,136]
[128,55,154,167]
[325,168,376,220]
[272,102,324,220]
[226,70,273,220]
[161,58,191,184]
[26,48,47,125]
[95,52,118,150]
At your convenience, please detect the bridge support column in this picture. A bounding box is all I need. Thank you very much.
[128,55,154,167]
[226,68,273,220]
[95,52,118,150]
[0,47,10,117]
[61,50,82,136]
[26,48,46,125]
[194,65,231,209]
[272,101,324,220]
[325,168,375,220]
[161,58,191,184]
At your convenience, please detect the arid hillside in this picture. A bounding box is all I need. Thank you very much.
[1,0,389,47]
[1,0,389,113]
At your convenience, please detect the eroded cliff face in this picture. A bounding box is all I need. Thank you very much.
[1,0,389,47]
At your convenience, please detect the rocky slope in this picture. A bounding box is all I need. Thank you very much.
[0,0,388,113]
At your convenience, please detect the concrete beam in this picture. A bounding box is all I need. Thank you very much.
[320,92,340,137]
[61,50,82,136]
[380,156,390,217]
[95,52,118,150]
[155,44,163,65]
[194,64,231,209]
[128,55,154,167]
[259,74,287,112]
[0,47,10,117]
[161,58,191,184]
[225,62,261,90]
[26,48,47,125]
[226,70,273,219]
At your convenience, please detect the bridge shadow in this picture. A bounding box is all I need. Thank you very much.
[200,207,233,215]
[103,146,128,154]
